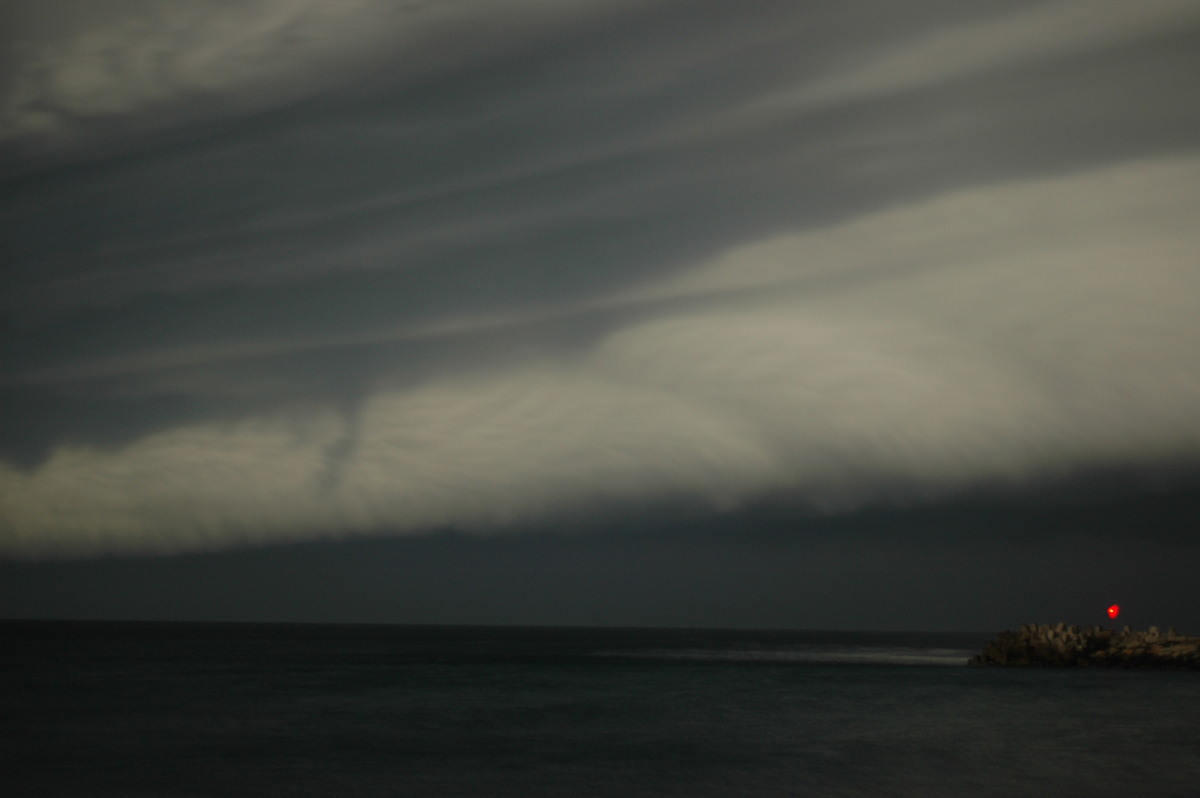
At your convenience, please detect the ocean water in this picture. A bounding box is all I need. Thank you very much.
[3,622,1199,797]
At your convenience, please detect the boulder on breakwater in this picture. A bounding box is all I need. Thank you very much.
[968,623,1200,669]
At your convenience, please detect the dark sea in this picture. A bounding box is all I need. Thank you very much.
[3,621,1198,797]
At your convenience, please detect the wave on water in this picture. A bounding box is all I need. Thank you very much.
[594,646,977,666]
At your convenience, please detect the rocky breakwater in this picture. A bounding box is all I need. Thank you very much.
[969,623,1200,669]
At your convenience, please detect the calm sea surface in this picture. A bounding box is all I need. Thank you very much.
[3,621,1198,797]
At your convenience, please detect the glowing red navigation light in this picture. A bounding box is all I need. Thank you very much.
[1107,604,1120,619]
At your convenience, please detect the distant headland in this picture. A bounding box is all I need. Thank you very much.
[969,623,1200,669]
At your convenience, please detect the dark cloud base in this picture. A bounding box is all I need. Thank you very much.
[4,473,1197,632]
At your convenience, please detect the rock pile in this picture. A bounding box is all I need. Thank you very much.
[968,623,1200,669]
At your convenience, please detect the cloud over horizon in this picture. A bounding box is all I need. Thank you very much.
[3,1,1200,557]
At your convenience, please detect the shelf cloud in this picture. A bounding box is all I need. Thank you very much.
[3,1,1200,557]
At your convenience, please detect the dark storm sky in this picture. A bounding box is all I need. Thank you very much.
[2,1,1199,630]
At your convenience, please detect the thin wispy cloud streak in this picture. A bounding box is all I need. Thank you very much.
[2,0,1200,557]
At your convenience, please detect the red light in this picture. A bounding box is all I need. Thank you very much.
[1107,604,1120,619]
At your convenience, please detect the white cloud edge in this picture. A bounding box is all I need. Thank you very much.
[744,0,1200,114]
[3,154,1200,556]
